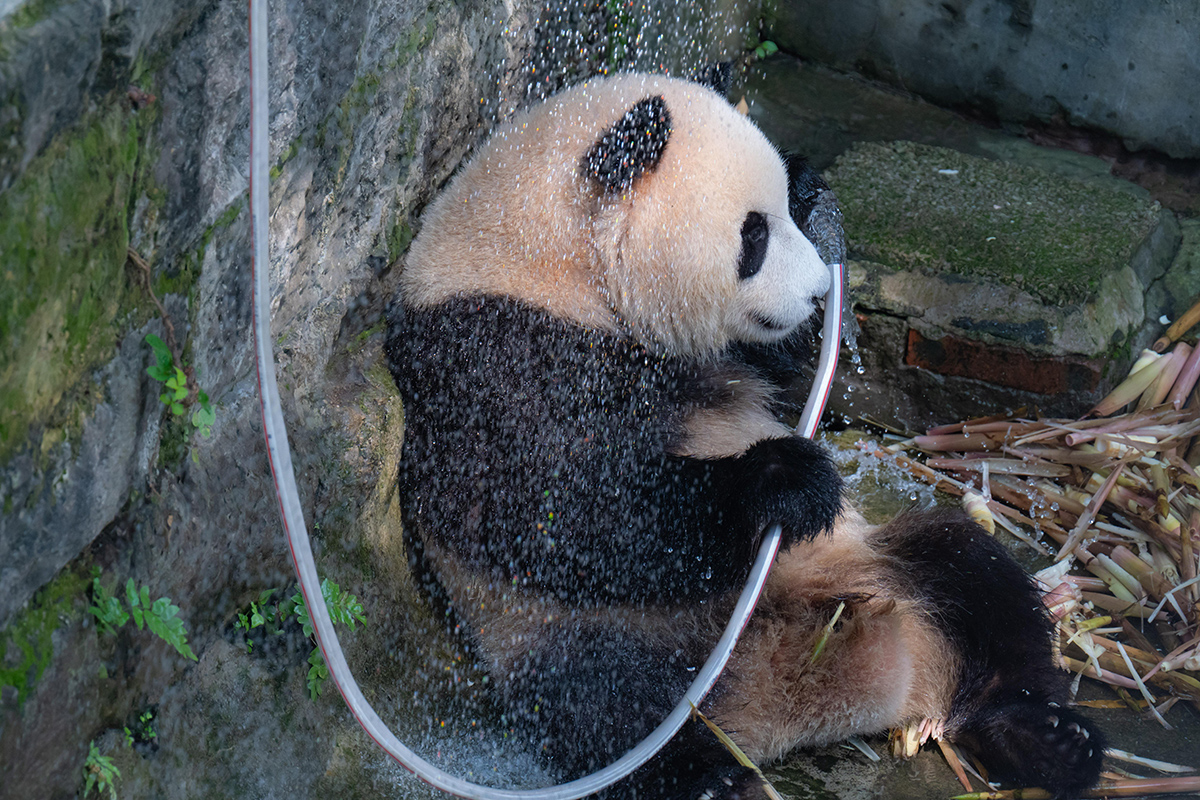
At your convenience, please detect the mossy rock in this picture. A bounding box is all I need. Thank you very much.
[826,141,1162,307]
[0,100,154,463]
[0,565,90,706]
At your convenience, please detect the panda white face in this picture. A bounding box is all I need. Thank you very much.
[726,208,830,346]
[583,76,831,357]
[401,73,831,359]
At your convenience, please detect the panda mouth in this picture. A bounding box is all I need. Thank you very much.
[750,312,790,332]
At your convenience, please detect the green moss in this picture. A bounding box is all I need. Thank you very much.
[0,101,155,462]
[386,219,414,263]
[0,0,65,60]
[826,141,1162,307]
[2,0,63,32]
[152,197,243,306]
[0,565,90,707]
[0,87,24,186]
[269,137,300,181]
[392,9,437,63]
[328,72,384,185]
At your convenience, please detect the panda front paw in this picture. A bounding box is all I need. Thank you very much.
[962,702,1105,800]
[735,436,842,548]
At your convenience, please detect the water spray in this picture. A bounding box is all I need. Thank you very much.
[249,2,844,796]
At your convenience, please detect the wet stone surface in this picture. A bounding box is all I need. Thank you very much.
[746,56,1187,432]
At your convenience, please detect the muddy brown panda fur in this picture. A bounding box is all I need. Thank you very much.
[385,73,1105,799]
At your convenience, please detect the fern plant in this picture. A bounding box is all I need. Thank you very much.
[88,577,198,661]
[83,740,120,800]
[234,579,366,700]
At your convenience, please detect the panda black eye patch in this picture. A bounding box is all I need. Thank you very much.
[738,212,769,280]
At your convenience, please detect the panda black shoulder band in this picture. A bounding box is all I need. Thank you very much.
[249,3,843,797]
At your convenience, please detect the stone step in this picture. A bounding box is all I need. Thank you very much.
[745,57,1189,431]
[829,139,1178,429]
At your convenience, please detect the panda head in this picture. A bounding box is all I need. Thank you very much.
[402,73,830,359]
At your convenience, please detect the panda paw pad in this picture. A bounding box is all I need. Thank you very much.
[966,701,1105,799]
[1038,711,1098,769]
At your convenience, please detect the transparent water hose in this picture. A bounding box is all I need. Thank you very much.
[248,2,843,796]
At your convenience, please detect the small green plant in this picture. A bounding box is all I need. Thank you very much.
[752,39,778,60]
[306,648,331,700]
[88,577,198,661]
[124,709,157,747]
[87,578,129,635]
[234,580,366,700]
[83,740,121,800]
[604,0,635,67]
[233,588,284,652]
[145,334,214,441]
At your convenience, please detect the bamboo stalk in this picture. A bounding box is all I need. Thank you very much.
[927,409,1027,436]
[1141,345,1188,410]
[1105,747,1197,774]
[1093,356,1173,417]
[689,705,785,800]
[1152,292,1200,352]
[1168,341,1200,409]
[863,351,1200,788]
[1109,545,1173,599]
[962,419,1040,436]
[927,458,1071,477]
[1083,634,1161,666]
[1057,463,1129,561]
[912,433,1003,452]
[861,445,972,496]
[1079,592,1154,618]
[1066,408,1192,446]
[1184,512,1198,605]
[935,738,975,792]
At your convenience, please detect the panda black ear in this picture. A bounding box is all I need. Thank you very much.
[784,154,830,225]
[689,62,733,96]
[583,96,672,194]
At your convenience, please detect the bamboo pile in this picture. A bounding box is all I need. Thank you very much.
[863,316,1200,797]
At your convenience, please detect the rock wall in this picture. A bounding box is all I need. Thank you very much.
[0,0,756,796]
[768,0,1200,159]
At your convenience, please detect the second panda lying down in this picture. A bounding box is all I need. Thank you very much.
[386,72,1106,799]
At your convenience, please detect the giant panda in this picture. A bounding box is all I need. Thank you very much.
[385,72,1105,800]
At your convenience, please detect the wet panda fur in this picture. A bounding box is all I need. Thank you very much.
[385,73,1105,799]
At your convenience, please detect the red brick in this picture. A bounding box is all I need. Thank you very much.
[905,329,1105,395]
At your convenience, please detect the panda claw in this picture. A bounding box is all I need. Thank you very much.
[960,702,1105,799]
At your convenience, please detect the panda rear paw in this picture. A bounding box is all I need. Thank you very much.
[735,437,842,548]
[961,701,1105,800]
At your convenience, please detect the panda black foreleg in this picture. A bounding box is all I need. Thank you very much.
[871,510,1105,799]
[718,435,843,551]
[499,626,767,799]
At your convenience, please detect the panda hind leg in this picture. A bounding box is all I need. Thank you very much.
[502,626,769,800]
[872,509,1105,799]
[956,698,1105,800]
